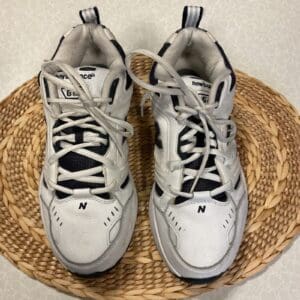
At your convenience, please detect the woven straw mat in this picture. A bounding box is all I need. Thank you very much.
[0,56,299,300]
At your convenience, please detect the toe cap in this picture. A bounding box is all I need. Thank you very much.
[167,199,236,268]
[49,196,122,264]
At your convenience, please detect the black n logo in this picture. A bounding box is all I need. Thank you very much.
[79,202,87,210]
[198,205,206,213]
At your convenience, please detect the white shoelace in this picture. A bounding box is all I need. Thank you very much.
[41,61,133,196]
[125,49,236,199]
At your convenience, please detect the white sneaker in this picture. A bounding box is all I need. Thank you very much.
[39,7,137,275]
[126,6,248,281]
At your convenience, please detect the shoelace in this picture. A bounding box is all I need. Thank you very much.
[125,49,236,199]
[41,61,133,196]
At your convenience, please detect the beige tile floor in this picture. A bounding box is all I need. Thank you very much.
[0,1,299,299]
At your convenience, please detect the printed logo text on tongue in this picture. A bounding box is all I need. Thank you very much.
[56,72,96,99]
[182,75,211,103]
[56,66,109,99]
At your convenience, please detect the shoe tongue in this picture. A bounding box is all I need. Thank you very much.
[54,65,110,200]
[56,66,109,102]
[181,75,211,104]
[175,75,225,205]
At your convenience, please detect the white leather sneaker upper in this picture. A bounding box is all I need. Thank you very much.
[126,5,248,276]
[39,7,137,269]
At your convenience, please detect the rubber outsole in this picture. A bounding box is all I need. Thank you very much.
[71,257,123,278]
[180,272,224,284]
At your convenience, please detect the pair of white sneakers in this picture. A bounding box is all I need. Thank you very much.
[39,6,248,281]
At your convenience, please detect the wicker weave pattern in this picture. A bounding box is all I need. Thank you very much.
[0,57,299,299]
